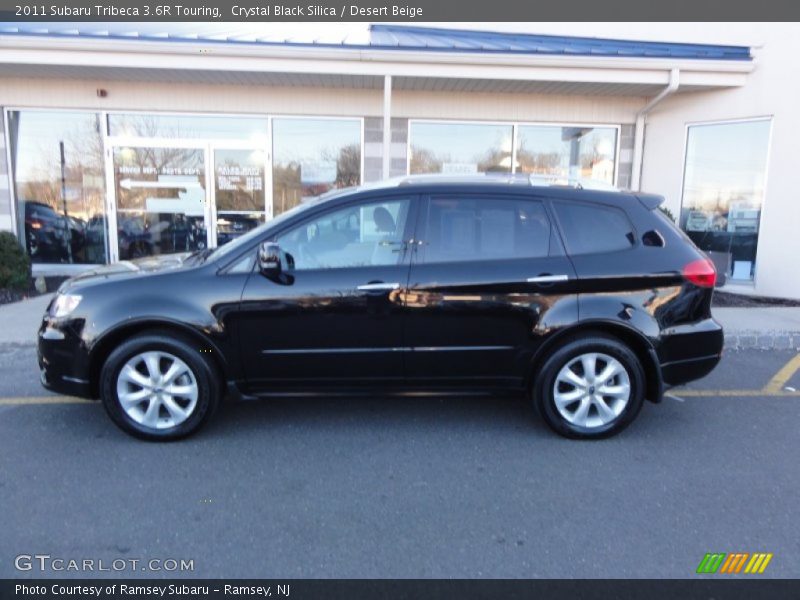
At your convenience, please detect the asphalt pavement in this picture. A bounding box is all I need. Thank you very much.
[1,342,799,579]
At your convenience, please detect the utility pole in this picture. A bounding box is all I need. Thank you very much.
[60,141,73,263]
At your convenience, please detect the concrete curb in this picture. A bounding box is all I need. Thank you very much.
[723,331,800,351]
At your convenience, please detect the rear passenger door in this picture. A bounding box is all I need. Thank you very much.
[403,193,578,388]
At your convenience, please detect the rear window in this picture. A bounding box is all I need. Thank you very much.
[553,201,635,255]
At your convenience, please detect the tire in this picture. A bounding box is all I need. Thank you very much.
[533,334,645,439]
[100,332,221,441]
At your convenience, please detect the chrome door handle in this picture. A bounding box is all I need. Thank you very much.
[526,274,569,283]
[357,282,400,291]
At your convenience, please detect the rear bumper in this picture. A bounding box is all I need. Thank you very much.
[658,317,724,387]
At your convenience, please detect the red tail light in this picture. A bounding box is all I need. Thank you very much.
[683,258,717,288]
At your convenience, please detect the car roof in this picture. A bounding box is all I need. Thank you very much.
[317,173,655,211]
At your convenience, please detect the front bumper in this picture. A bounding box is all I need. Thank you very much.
[658,317,724,387]
[37,313,94,399]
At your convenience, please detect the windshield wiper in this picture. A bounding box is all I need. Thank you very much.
[184,247,216,264]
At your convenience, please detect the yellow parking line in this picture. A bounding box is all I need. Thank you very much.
[763,353,800,393]
[674,389,800,397]
[0,396,93,405]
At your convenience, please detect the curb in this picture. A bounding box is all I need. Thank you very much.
[724,331,800,351]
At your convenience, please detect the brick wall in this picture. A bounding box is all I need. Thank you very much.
[363,117,408,183]
[617,124,635,190]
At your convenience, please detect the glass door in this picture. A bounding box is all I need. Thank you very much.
[210,143,270,248]
[107,139,211,261]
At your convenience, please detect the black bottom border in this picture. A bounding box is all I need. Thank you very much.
[3,579,800,600]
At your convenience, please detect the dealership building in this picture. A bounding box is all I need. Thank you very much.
[0,22,796,297]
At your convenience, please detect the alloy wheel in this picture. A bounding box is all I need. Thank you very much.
[552,352,631,429]
[116,351,198,430]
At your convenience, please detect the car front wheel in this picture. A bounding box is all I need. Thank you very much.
[100,332,220,441]
[533,334,645,439]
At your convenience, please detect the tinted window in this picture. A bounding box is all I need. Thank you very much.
[421,196,551,264]
[276,197,411,270]
[553,201,634,255]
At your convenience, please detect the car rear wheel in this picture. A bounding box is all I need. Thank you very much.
[533,334,645,439]
[100,332,220,441]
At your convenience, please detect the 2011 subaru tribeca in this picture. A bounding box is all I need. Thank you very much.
[37,175,723,441]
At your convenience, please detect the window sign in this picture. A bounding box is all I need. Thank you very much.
[301,160,338,184]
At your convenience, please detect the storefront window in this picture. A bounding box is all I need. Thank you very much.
[516,125,617,184]
[108,113,268,142]
[409,122,513,174]
[8,110,107,264]
[680,119,771,282]
[272,118,361,216]
[113,146,207,259]
[214,148,267,246]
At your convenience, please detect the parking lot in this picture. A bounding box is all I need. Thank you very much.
[1,342,798,578]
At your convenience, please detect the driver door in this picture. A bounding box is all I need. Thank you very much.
[238,194,418,391]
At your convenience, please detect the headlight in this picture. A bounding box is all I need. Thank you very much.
[50,294,82,318]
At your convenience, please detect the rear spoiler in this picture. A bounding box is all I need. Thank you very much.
[635,193,665,210]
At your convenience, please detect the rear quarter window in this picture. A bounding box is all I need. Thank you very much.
[552,201,635,255]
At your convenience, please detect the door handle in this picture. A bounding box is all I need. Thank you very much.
[357,282,401,291]
[526,274,569,283]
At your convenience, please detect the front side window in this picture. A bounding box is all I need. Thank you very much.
[679,119,771,282]
[276,197,411,270]
[420,196,551,264]
[553,201,634,255]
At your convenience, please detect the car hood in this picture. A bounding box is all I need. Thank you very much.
[59,253,193,292]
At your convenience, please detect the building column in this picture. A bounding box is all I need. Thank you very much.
[0,110,12,233]
[382,75,392,180]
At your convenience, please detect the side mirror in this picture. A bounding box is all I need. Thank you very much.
[258,242,282,276]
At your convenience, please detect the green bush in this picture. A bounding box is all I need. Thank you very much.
[0,231,31,291]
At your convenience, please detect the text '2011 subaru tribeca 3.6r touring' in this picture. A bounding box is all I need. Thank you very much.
[38,175,723,441]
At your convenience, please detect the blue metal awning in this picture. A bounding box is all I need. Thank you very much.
[0,23,752,61]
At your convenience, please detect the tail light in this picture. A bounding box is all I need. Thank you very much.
[683,258,717,288]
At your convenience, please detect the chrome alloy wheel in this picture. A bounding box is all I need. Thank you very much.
[553,352,631,429]
[116,351,198,430]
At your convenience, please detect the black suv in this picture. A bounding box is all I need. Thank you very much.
[38,175,723,441]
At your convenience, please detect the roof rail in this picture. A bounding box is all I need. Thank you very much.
[526,174,620,191]
[353,172,622,192]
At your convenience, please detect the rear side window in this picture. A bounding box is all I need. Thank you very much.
[421,196,551,264]
[553,201,635,255]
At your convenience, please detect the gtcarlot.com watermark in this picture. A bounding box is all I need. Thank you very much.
[15,554,194,573]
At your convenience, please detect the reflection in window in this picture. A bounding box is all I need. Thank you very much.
[680,119,771,282]
[214,148,267,246]
[8,111,107,264]
[113,146,207,259]
[272,118,361,216]
[276,197,410,270]
[409,122,513,174]
[108,113,268,142]
[516,126,618,184]
[422,197,551,264]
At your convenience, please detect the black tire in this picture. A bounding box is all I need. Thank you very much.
[533,334,645,439]
[100,332,221,441]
